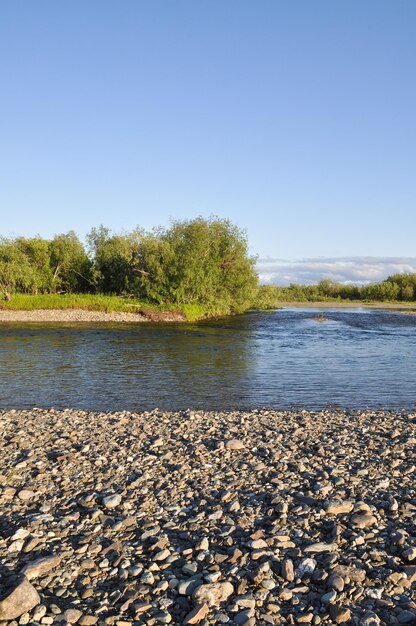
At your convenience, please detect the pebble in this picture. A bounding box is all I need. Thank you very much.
[102,493,122,509]
[193,582,234,607]
[281,558,295,582]
[0,407,414,626]
[22,555,61,580]
[17,489,36,501]
[184,604,209,624]
[62,609,83,623]
[324,500,354,515]
[225,439,245,450]
[329,605,351,624]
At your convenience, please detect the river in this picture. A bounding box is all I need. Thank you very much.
[1,308,415,410]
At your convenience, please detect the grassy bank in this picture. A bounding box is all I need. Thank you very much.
[1,293,415,324]
[251,297,416,311]
[0,294,231,322]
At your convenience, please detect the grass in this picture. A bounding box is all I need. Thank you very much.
[0,293,234,321]
[0,293,151,313]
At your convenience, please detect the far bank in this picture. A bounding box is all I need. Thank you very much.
[1,295,416,323]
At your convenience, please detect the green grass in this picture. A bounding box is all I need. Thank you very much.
[0,293,233,321]
[0,293,149,313]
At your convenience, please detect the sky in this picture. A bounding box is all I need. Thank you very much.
[1,1,415,284]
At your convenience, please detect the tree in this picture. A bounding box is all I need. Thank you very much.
[15,236,53,292]
[50,231,91,292]
[0,238,40,297]
[87,226,143,294]
[136,217,258,311]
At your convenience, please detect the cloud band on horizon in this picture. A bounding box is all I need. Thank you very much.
[256,256,416,286]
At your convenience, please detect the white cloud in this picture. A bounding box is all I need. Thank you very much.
[256,256,416,286]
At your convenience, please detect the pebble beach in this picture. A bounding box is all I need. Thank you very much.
[0,408,415,626]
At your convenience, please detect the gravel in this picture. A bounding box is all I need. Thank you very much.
[0,408,415,625]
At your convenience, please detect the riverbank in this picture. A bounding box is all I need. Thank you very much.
[0,301,415,323]
[274,301,416,311]
[1,409,415,625]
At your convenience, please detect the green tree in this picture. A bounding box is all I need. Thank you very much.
[0,238,40,297]
[50,231,91,292]
[15,236,53,292]
[87,226,143,294]
[137,217,258,312]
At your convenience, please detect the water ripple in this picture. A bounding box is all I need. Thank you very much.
[0,309,415,410]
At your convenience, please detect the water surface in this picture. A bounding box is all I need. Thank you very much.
[1,309,415,410]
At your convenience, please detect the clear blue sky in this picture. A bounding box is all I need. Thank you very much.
[1,1,415,267]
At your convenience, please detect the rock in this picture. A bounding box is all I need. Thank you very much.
[234,609,255,625]
[359,613,381,626]
[235,595,256,609]
[321,590,337,604]
[296,558,317,578]
[398,610,416,624]
[0,578,40,620]
[390,529,408,546]
[11,528,30,541]
[2,486,16,498]
[79,617,98,626]
[327,573,344,592]
[22,555,61,580]
[193,582,234,607]
[350,513,377,528]
[196,537,209,551]
[324,500,354,515]
[184,604,209,624]
[329,605,351,624]
[62,609,83,624]
[403,547,416,562]
[304,542,337,553]
[331,564,366,583]
[153,549,171,561]
[140,571,155,585]
[249,538,268,549]
[279,589,293,601]
[404,566,416,583]
[33,605,47,621]
[17,489,36,501]
[102,493,122,509]
[1,407,415,625]
[225,439,245,450]
[177,578,202,595]
[281,558,295,581]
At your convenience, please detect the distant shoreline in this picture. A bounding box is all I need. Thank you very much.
[274,301,416,310]
[0,301,415,323]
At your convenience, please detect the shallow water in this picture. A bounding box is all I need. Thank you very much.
[1,309,415,410]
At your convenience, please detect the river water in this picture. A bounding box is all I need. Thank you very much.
[1,308,415,410]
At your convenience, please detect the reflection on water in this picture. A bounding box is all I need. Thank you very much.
[1,309,415,410]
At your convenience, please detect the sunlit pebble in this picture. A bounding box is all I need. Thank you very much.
[0,407,414,625]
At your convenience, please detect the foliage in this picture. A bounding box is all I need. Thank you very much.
[0,218,258,315]
[254,274,416,308]
[135,217,258,312]
[0,232,90,297]
[86,226,143,294]
[2,219,416,315]
[50,231,91,292]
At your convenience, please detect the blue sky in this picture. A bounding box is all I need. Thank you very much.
[1,1,415,283]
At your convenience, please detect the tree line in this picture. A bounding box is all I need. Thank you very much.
[1,217,415,310]
[256,274,416,306]
[0,217,258,313]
